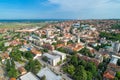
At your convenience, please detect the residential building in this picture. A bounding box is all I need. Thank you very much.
[18,67,27,75]
[95,53,103,63]
[43,53,60,66]
[103,69,116,80]
[111,41,120,53]
[52,50,66,61]
[18,72,39,80]
[37,67,62,80]
[31,48,42,59]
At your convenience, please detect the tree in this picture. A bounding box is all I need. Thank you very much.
[70,55,78,66]
[24,51,33,60]
[8,67,19,78]
[116,72,120,79]
[86,71,93,80]
[79,59,86,67]
[85,62,97,76]
[117,59,120,66]
[41,75,46,80]
[25,59,41,74]
[6,59,11,71]
[10,49,22,61]
[79,47,93,57]
[42,56,48,62]
[73,65,87,80]
[6,59,19,78]
[57,47,66,53]
[63,64,75,75]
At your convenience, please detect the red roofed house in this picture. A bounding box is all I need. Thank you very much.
[103,69,116,80]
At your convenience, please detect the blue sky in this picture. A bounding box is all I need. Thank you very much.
[0,0,120,19]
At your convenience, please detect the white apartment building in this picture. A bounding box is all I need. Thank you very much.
[43,53,60,66]
[52,50,66,61]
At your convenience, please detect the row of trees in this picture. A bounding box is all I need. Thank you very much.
[63,55,98,80]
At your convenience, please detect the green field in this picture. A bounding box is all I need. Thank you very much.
[0,22,47,29]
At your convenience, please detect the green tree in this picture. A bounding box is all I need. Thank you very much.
[66,64,75,75]
[117,59,120,66]
[42,56,48,62]
[116,72,120,79]
[41,75,46,80]
[73,65,87,80]
[6,59,19,78]
[25,59,41,74]
[85,62,97,76]
[87,71,92,80]
[8,68,19,78]
[79,47,93,57]
[70,55,78,66]
[79,59,86,67]
[10,50,22,61]
[23,51,33,60]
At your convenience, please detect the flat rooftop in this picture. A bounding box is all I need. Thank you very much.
[110,57,118,65]
[37,67,61,80]
[19,72,39,80]
[53,50,66,56]
[43,53,60,60]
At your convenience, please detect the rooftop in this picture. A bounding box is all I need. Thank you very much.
[19,72,39,80]
[37,67,61,80]
[52,50,66,56]
[43,53,60,60]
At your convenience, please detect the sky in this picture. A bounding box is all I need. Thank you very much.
[0,0,120,19]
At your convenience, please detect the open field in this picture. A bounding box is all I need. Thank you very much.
[0,22,47,29]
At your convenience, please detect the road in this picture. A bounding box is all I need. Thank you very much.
[36,57,73,80]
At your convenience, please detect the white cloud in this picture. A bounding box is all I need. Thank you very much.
[45,0,120,19]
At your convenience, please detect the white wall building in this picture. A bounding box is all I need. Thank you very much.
[18,72,39,80]
[37,67,61,80]
[52,50,66,61]
[111,41,120,53]
[110,55,120,65]
[43,53,60,66]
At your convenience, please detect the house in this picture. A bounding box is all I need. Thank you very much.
[56,44,65,48]
[43,53,60,66]
[10,39,21,46]
[95,53,103,63]
[18,67,27,75]
[66,43,84,52]
[0,52,10,63]
[103,69,116,80]
[77,54,100,67]
[18,72,39,80]
[37,67,62,80]
[31,48,42,59]
[43,43,55,51]
[52,50,66,61]
[4,42,10,47]
[110,55,120,65]
[9,78,16,80]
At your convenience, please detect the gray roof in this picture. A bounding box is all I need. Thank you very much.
[37,67,61,80]
[19,72,39,80]
[52,50,66,56]
[43,53,60,60]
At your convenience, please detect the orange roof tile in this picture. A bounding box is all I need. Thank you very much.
[9,78,16,80]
